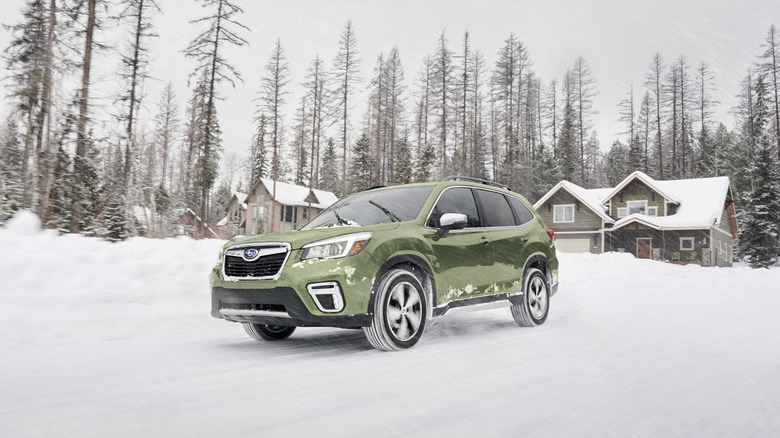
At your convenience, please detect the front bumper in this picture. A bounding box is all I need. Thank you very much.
[211,286,371,328]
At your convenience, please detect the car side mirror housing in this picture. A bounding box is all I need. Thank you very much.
[437,213,468,237]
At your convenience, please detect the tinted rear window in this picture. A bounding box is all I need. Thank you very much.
[476,189,515,227]
[508,196,536,225]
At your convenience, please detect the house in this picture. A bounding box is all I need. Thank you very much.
[177,208,220,239]
[216,192,247,237]
[534,171,738,267]
[244,178,338,235]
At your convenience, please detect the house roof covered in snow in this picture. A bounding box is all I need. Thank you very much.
[610,175,732,231]
[601,171,682,205]
[255,178,338,209]
[534,180,614,223]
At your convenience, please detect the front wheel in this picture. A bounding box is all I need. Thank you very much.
[243,323,296,341]
[511,267,550,327]
[363,268,429,351]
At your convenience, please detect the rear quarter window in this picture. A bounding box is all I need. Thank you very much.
[507,196,536,225]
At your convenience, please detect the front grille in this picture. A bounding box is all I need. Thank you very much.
[224,250,287,278]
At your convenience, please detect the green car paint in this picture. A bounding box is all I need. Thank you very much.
[210,179,559,350]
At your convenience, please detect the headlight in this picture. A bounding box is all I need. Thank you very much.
[301,232,372,260]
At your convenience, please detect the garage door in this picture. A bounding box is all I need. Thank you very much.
[555,238,591,253]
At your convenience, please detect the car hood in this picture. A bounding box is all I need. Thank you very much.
[224,222,401,250]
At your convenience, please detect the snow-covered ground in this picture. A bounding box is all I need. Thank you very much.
[1,211,779,437]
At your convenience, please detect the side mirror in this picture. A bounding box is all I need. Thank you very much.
[437,213,468,237]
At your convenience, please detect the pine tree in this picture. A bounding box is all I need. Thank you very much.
[0,116,24,223]
[153,83,179,191]
[258,38,291,224]
[105,198,128,242]
[319,138,341,196]
[558,70,578,181]
[394,135,413,184]
[431,31,455,178]
[645,53,666,178]
[303,55,327,187]
[48,144,72,233]
[347,133,374,194]
[572,57,597,186]
[739,137,780,268]
[331,21,362,195]
[4,0,59,216]
[530,142,562,202]
[414,143,436,183]
[184,0,248,235]
[603,140,630,186]
[249,114,268,186]
[694,61,718,177]
[70,0,101,234]
[739,74,780,268]
[758,25,780,160]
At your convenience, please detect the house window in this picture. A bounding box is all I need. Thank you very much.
[617,207,628,218]
[647,206,658,216]
[280,205,297,223]
[302,207,309,220]
[627,200,647,215]
[553,204,574,223]
[680,237,694,251]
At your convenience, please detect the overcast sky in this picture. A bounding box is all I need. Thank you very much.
[1,0,779,164]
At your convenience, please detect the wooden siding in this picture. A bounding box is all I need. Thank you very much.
[606,226,717,265]
[537,190,603,232]
[607,179,666,218]
[245,183,322,235]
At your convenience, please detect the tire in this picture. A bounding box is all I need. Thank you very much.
[363,268,429,351]
[243,323,296,341]
[511,267,550,327]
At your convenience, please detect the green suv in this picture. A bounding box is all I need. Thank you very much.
[210,177,559,351]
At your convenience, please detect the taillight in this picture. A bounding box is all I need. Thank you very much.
[546,228,555,241]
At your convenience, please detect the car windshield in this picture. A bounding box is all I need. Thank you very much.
[302,186,434,229]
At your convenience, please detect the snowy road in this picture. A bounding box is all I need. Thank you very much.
[1,214,779,437]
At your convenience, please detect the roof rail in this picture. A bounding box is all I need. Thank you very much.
[444,175,510,190]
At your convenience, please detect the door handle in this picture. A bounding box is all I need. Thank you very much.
[480,236,489,245]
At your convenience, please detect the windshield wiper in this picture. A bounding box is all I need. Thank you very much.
[333,208,353,226]
[369,200,401,222]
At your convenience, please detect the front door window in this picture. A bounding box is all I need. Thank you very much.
[637,238,652,259]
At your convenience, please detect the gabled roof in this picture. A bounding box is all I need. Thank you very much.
[601,171,682,206]
[225,192,248,213]
[255,178,338,210]
[610,175,731,231]
[534,180,614,223]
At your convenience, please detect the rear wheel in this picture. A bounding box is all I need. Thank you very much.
[243,323,296,341]
[511,267,550,327]
[363,268,428,351]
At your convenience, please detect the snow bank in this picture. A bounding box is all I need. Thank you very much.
[2,209,42,236]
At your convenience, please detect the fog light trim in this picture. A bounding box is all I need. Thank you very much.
[306,282,345,313]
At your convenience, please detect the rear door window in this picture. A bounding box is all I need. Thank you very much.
[475,189,515,227]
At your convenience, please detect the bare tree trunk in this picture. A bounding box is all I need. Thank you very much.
[70,0,97,233]
[38,0,57,223]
